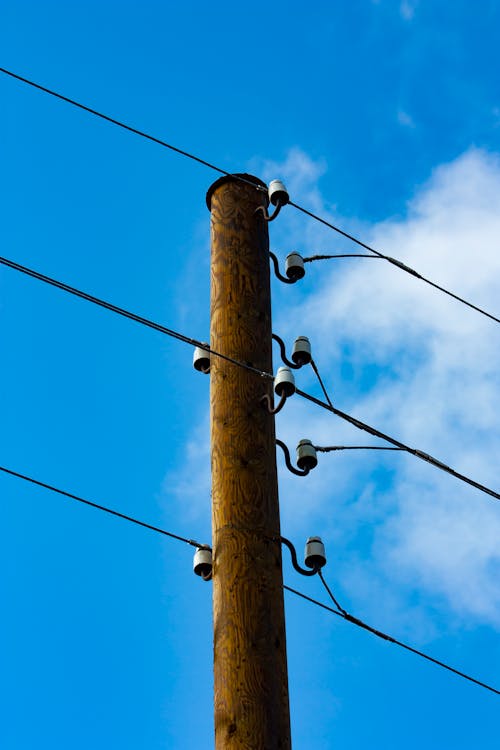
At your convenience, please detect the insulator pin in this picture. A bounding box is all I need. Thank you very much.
[268,179,290,206]
[274,367,296,398]
[193,546,213,580]
[296,440,318,471]
[285,252,305,281]
[291,336,312,366]
[193,344,210,373]
[304,536,327,569]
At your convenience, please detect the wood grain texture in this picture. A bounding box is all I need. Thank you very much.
[208,175,291,749]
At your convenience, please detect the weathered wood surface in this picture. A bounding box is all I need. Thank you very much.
[208,175,291,749]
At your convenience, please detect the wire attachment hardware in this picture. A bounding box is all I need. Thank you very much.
[278,535,326,576]
[269,251,306,284]
[260,391,287,415]
[261,367,296,415]
[274,367,296,397]
[193,545,213,581]
[254,180,289,222]
[304,537,327,570]
[272,333,312,369]
[268,179,289,208]
[192,343,211,373]
[276,439,317,476]
[285,252,306,281]
[296,440,318,472]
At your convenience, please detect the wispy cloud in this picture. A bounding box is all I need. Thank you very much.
[397,109,416,128]
[400,0,418,20]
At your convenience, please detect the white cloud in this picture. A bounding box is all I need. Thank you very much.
[273,147,500,631]
[168,146,500,635]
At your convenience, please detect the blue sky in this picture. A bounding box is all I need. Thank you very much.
[1,1,499,748]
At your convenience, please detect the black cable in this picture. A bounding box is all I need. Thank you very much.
[0,67,266,195]
[296,387,500,502]
[13,462,494,697]
[289,201,500,326]
[303,254,382,262]
[318,569,347,615]
[4,254,498,504]
[283,584,500,696]
[0,464,203,547]
[315,445,405,452]
[310,358,334,409]
[4,65,497,326]
[0,254,273,381]
[2,452,496,695]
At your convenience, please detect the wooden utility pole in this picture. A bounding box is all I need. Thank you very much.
[207,174,291,749]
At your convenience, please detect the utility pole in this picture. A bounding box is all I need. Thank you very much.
[207,174,291,749]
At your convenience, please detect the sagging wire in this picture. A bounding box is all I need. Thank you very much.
[285,582,500,696]
[0,464,204,548]
[314,445,405,453]
[288,200,500,326]
[303,253,383,262]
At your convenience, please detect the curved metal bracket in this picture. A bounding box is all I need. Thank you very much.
[276,439,309,476]
[255,203,283,222]
[269,251,296,284]
[272,333,300,369]
[260,392,287,415]
[278,535,319,576]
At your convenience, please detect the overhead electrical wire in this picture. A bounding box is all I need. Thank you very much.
[303,253,382,262]
[3,65,499,326]
[0,255,272,381]
[296,381,500,502]
[4,63,499,712]
[3,252,499,503]
[315,445,405,452]
[289,201,500,326]
[310,358,334,409]
[3,459,497,697]
[283,583,500,696]
[0,464,203,547]
[0,67,265,194]
[3,65,500,327]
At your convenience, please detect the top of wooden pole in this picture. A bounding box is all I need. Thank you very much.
[205,173,269,210]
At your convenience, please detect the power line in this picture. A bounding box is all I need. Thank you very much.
[0,254,273,381]
[0,67,266,194]
[310,358,334,409]
[314,445,405,452]
[289,201,500,326]
[3,65,498,328]
[296,385,500,502]
[4,252,498,504]
[8,457,495,699]
[0,464,203,547]
[303,253,382,262]
[283,583,500,696]
[318,569,346,615]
